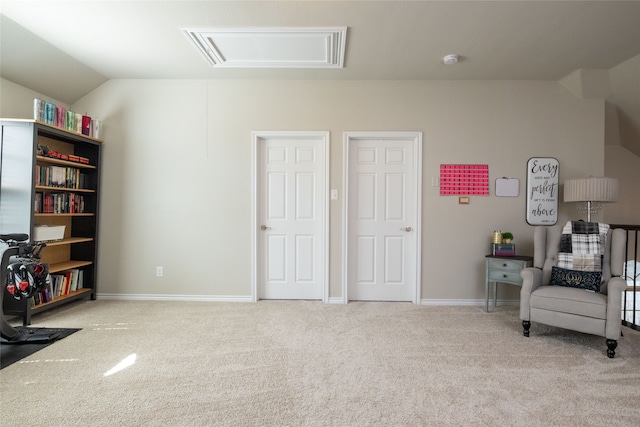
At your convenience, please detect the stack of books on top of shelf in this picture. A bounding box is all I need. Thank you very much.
[493,244,516,256]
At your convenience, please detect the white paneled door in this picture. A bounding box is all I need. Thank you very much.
[253,132,328,301]
[344,132,422,302]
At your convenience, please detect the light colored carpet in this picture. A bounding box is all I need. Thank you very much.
[1,300,639,426]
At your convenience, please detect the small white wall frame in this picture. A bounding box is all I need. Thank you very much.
[495,178,519,197]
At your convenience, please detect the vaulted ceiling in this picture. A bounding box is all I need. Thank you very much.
[1,0,639,105]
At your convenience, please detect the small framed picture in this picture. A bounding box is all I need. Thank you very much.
[495,178,519,197]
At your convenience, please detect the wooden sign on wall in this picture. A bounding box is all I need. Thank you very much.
[526,157,559,225]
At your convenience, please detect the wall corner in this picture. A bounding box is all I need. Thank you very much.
[559,68,611,100]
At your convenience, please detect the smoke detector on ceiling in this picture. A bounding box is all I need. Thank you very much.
[443,54,459,65]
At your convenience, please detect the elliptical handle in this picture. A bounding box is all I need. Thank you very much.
[0,233,29,243]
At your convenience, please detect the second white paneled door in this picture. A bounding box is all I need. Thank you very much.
[253,131,328,301]
[344,132,422,302]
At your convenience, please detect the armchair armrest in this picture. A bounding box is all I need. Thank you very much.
[605,276,627,340]
[520,267,543,321]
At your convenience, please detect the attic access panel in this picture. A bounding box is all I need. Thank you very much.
[182,27,347,68]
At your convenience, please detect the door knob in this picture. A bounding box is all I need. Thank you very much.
[260,225,271,231]
[402,226,412,232]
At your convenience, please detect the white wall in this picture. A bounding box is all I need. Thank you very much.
[0,78,69,118]
[608,54,640,157]
[66,79,605,302]
[605,54,640,225]
[1,77,607,302]
[605,146,640,225]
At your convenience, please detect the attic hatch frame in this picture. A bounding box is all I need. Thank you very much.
[182,27,347,69]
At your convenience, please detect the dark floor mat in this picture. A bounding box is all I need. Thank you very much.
[1,327,81,369]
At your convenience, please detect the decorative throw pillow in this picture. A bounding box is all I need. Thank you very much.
[550,266,602,292]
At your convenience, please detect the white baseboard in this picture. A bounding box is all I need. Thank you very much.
[97,293,253,302]
[96,294,519,307]
[420,299,520,307]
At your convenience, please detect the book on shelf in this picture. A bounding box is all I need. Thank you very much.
[35,192,42,213]
[77,270,84,289]
[69,269,80,292]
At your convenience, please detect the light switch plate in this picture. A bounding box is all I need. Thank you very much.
[331,189,338,200]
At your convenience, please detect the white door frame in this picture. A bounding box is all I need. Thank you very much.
[342,131,422,304]
[251,131,330,302]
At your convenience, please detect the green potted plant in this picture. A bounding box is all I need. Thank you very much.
[502,232,514,244]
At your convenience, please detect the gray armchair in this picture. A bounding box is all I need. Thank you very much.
[520,223,627,358]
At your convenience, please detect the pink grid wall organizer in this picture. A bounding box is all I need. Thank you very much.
[440,164,489,195]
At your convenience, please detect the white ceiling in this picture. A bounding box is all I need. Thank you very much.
[1,0,639,104]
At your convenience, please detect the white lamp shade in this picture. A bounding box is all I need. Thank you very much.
[564,177,619,203]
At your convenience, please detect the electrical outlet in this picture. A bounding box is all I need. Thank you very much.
[156,266,163,277]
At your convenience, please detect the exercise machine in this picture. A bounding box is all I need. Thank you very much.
[1,233,61,343]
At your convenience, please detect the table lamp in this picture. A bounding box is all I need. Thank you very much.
[563,177,619,222]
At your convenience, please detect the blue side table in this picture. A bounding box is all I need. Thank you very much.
[485,255,533,312]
